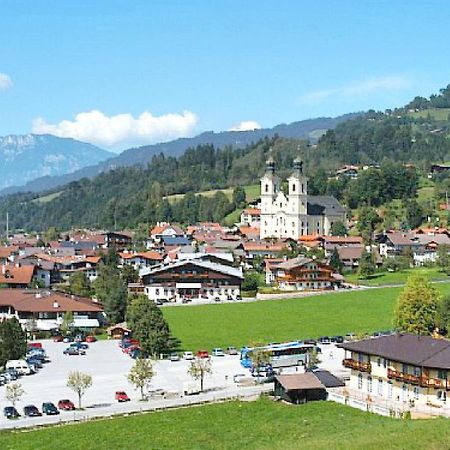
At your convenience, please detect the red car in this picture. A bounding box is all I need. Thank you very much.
[196,350,209,359]
[58,399,75,411]
[28,342,43,349]
[115,391,130,402]
[86,335,97,343]
[53,335,64,342]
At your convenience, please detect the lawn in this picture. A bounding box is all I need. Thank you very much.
[345,267,449,287]
[1,398,450,450]
[162,284,450,351]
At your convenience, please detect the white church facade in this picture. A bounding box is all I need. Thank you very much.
[260,157,346,240]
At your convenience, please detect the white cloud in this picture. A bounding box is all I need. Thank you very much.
[299,75,412,105]
[0,73,13,91]
[32,109,199,149]
[228,120,262,132]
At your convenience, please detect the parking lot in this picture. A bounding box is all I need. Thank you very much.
[0,339,346,429]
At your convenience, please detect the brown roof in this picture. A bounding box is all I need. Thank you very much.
[337,246,363,260]
[275,373,325,391]
[324,236,363,245]
[243,242,286,252]
[0,289,103,313]
[0,265,35,285]
[339,334,450,370]
[120,251,163,261]
[238,226,260,237]
[0,246,19,259]
[243,208,261,216]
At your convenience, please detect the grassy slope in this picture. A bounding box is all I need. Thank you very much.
[408,107,450,121]
[31,191,63,204]
[166,184,260,204]
[163,283,450,351]
[1,398,450,450]
[346,267,448,286]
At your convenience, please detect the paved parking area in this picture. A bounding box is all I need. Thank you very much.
[0,340,346,429]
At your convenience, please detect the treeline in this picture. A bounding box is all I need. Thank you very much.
[405,84,450,110]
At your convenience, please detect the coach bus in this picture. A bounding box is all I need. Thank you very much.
[240,341,315,369]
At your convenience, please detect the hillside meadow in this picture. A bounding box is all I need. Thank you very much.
[162,283,450,351]
[1,398,450,450]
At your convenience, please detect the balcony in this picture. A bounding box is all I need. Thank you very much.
[387,368,420,385]
[343,358,371,373]
[420,377,447,390]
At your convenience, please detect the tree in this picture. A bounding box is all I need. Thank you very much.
[358,249,375,279]
[437,296,450,335]
[6,383,24,407]
[330,221,347,237]
[394,275,441,335]
[232,186,246,209]
[187,358,212,392]
[437,244,450,271]
[104,245,120,267]
[405,199,425,229]
[127,358,155,401]
[43,226,59,242]
[126,295,172,356]
[93,264,128,324]
[242,271,260,292]
[67,371,92,409]
[307,348,321,370]
[60,311,74,336]
[69,272,92,297]
[0,317,27,368]
[329,247,343,272]
[250,345,271,380]
[121,264,139,284]
[357,207,381,243]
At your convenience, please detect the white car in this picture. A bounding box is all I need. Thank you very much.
[212,348,225,357]
[233,373,249,383]
[183,351,195,360]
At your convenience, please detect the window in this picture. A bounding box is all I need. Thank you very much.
[358,373,363,390]
[292,183,296,192]
[358,353,363,363]
[438,369,447,380]
[413,387,420,400]
[155,288,160,295]
[383,359,387,369]
[388,382,393,399]
[377,379,383,396]
[265,184,269,193]
[377,358,381,367]
[402,364,408,374]
[367,376,372,393]
[413,367,421,377]
[437,391,447,402]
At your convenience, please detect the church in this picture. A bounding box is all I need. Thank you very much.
[260,157,345,240]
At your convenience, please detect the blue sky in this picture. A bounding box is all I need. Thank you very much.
[0,0,450,151]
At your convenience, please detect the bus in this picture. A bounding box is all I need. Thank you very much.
[240,341,315,369]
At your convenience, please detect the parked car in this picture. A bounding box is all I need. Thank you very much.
[115,391,130,402]
[212,348,225,357]
[303,339,317,346]
[63,347,85,356]
[23,405,42,417]
[86,335,97,343]
[28,342,43,349]
[62,336,74,343]
[0,373,7,385]
[318,336,331,344]
[5,368,20,380]
[70,342,89,350]
[3,406,20,419]
[6,360,32,375]
[196,350,209,359]
[42,402,60,415]
[183,351,195,360]
[226,346,238,355]
[331,335,344,344]
[74,334,86,342]
[236,295,242,301]
[53,335,64,342]
[58,399,75,411]
[170,352,180,362]
[233,373,248,383]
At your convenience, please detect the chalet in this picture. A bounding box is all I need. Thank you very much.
[272,256,340,291]
[336,246,383,270]
[430,164,450,175]
[238,226,261,241]
[107,322,131,339]
[323,236,363,254]
[240,208,261,227]
[264,258,285,285]
[140,259,243,303]
[150,223,185,244]
[335,165,359,180]
[0,289,103,331]
[35,254,101,282]
[0,265,36,288]
[339,334,450,407]
[242,242,287,262]
[103,231,133,250]
[119,251,163,270]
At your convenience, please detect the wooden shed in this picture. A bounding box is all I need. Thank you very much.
[274,373,327,404]
[107,322,131,340]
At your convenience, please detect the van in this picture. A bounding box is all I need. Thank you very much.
[6,360,32,375]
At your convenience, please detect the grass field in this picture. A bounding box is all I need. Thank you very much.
[162,284,450,351]
[31,191,63,204]
[1,398,450,450]
[408,107,450,121]
[165,184,260,204]
[345,267,448,286]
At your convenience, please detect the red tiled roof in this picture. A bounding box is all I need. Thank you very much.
[120,251,163,261]
[243,242,286,252]
[0,265,35,285]
[0,246,19,259]
[324,236,363,244]
[238,226,260,236]
[0,289,103,313]
[243,208,261,216]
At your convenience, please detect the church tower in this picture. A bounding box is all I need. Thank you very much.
[287,157,308,236]
[260,156,280,239]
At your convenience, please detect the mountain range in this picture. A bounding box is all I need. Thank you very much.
[0,114,358,196]
[0,135,112,192]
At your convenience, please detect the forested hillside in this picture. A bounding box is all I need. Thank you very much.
[4,85,450,232]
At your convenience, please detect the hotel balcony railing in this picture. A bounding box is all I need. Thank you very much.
[387,368,447,389]
[343,358,372,373]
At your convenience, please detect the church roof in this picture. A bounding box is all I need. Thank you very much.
[307,196,345,216]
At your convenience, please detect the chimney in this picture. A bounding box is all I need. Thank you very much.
[1,265,5,275]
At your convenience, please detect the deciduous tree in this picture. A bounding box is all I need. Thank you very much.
[127,358,155,401]
[6,383,24,408]
[187,358,212,392]
[67,371,92,409]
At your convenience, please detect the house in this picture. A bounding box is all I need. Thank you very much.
[240,208,261,227]
[272,257,340,291]
[323,236,363,255]
[335,165,359,180]
[238,226,261,241]
[119,251,163,270]
[260,157,346,240]
[0,264,36,288]
[242,242,287,262]
[264,258,285,285]
[103,231,133,250]
[336,246,382,270]
[150,222,185,244]
[0,289,103,331]
[0,246,19,264]
[140,258,243,303]
[339,334,450,408]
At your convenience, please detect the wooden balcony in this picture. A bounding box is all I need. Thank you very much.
[420,377,447,389]
[343,358,371,373]
[387,368,420,385]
